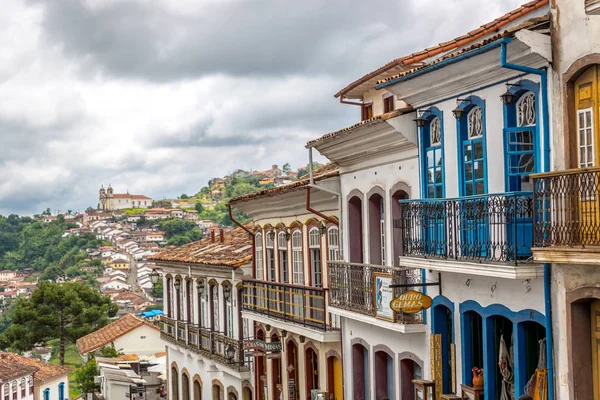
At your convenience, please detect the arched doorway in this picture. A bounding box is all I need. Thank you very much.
[255,330,266,400]
[270,334,281,400]
[171,365,179,400]
[287,340,299,400]
[242,386,252,400]
[487,315,513,399]
[391,186,409,266]
[433,303,454,394]
[193,379,202,400]
[399,357,422,400]
[517,321,546,398]
[348,195,363,263]
[327,355,343,400]
[182,372,190,400]
[374,350,393,400]
[352,343,369,400]
[368,191,384,265]
[305,346,319,396]
[212,381,224,400]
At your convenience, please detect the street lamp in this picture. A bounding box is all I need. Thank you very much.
[150,270,160,285]
[225,344,236,361]
[196,280,205,295]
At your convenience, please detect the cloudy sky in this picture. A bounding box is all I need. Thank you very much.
[0,0,526,215]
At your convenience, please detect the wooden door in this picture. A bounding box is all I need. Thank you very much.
[591,300,600,400]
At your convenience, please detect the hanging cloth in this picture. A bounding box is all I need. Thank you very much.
[499,334,515,400]
[524,338,548,400]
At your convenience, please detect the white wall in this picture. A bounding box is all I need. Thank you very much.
[37,375,69,400]
[113,324,166,356]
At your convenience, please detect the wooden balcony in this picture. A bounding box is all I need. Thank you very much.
[242,280,339,332]
[532,167,600,264]
[327,261,424,325]
[159,317,249,372]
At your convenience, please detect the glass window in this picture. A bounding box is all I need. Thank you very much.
[328,227,339,261]
[212,285,219,332]
[578,108,595,168]
[462,106,486,196]
[278,232,289,283]
[425,115,444,199]
[309,228,322,287]
[265,231,275,282]
[255,233,263,280]
[292,231,304,285]
[3,384,8,400]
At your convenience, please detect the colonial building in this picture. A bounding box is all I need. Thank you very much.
[99,184,153,211]
[308,1,552,399]
[150,228,254,400]
[228,164,343,400]
[531,0,600,399]
[0,354,37,400]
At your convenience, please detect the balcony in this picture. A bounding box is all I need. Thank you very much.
[159,316,249,372]
[532,167,600,264]
[398,192,542,278]
[242,280,340,339]
[327,261,425,332]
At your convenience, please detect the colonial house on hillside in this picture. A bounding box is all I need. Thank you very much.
[149,228,254,400]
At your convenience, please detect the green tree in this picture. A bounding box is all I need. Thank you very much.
[194,202,204,214]
[282,163,291,174]
[297,162,324,179]
[151,279,163,298]
[180,194,189,199]
[73,358,99,395]
[0,281,118,365]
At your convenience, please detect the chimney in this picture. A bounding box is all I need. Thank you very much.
[219,229,224,243]
[211,230,215,243]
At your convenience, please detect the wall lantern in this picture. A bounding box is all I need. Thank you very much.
[413,110,428,128]
[223,285,231,302]
[452,98,471,120]
[150,270,160,285]
[173,279,181,291]
[319,224,327,235]
[196,279,205,295]
[225,344,236,361]
[500,82,521,105]
[285,230,291,241]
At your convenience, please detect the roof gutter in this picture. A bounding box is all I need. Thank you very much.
[374,39,505,90]
[226,203,252,235]
[499,36,554,400]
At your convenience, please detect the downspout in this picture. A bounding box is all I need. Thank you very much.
[306,187,339,226]
[500,37,554,400]
[227,203,252,235]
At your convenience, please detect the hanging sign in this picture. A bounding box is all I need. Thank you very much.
[390,290,433,314]
[373,273,394,321]
[243,339,282,352]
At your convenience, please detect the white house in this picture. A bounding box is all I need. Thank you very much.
[0,271,17,282]
[101,277,130,291]
[1,353,71,400]
[77,314,165,358]
[0,353,37,400]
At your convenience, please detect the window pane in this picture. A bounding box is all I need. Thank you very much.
[475,162,484,179]
[428,169,434,184]
[476,181,485,194]
[465,144,472,161]
[436,186,443,198]
[435,148,442,166]
[586,110,592,126]
[466,182,473,196]
[435,170,442,184]
[474,141,483,159]
[465,163,472,179]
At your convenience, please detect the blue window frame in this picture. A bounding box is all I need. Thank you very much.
[503,79,540,192]
[419,107,445,199]
[58,382,65,400]
[43,388,49,400]
[456,96,487,196]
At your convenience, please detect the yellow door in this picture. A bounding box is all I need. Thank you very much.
[333,357,343,400]
[574,66,600,244]
[591,300,600,400]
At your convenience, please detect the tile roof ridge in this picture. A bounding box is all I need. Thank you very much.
[334,0,548,98]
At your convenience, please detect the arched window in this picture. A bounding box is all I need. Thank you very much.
[348,195,363,263]
[171,366,179,400]
[193,379,202,400]
[182,373,190,400]
[255,233,264,280]
[352,344,369,400]
[458,100,487,196]
[199,280,207,328]
[421,110,445,199]
[211,284,219,332]
[166,276,173,318]
[291,231,304,285]
[505,86,539,192]
[223,283,233,338]
[265,231,275,282]
[278,232,289,283]
[175,278,183,320]
[19,379,25,399]
[368,192,385,265]
[327,227,339,261]
[309,228,322,287]
[186,279,192,323]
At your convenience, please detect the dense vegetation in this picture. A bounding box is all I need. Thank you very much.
[0,215,104,279]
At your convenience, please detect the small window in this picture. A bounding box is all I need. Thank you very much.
[383,95,394,113]
[140,336,147,339]
[328,227,340,261]
[362,103,374,121]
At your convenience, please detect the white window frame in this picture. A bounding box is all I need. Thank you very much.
[467,106,483,139]
[226,287,233,337]
[255,232,264,280]
[292,231,304,285]
[577,108,595,168]
[309,228,322,287]
[265,231,275,282]
[212,284,219,332]
[327,227,339,261]
[278,232,289,283]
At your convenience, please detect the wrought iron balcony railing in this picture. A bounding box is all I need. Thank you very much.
[533,167,600,247]
[158,318,249,371]
[397,192,534,265]
[328,261,423,324]
[243,280,340,332]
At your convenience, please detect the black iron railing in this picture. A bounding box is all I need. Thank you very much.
[243,280,339,331]
[327,261,423,324]
[533,167,600,247]
[158,319,248,371]
[397,192,534,265]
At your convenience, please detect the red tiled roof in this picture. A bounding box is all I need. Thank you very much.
[149,227,252,268]
[76,314,159,355]
[0,354,70,383]
[376,15,550,85]
[0,353,38,382]
[112,194,152,200]
[228,163,339,204]
[334,0,549,98]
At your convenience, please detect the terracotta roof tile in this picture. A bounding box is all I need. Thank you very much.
[149,227,252,268]
[228,163,339,204]
[0,354,70,383]
[375,15,549,86]
[334,0,548,98]
[0,353,38,382]
[306,108,412,147]
[76,314,159,355]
